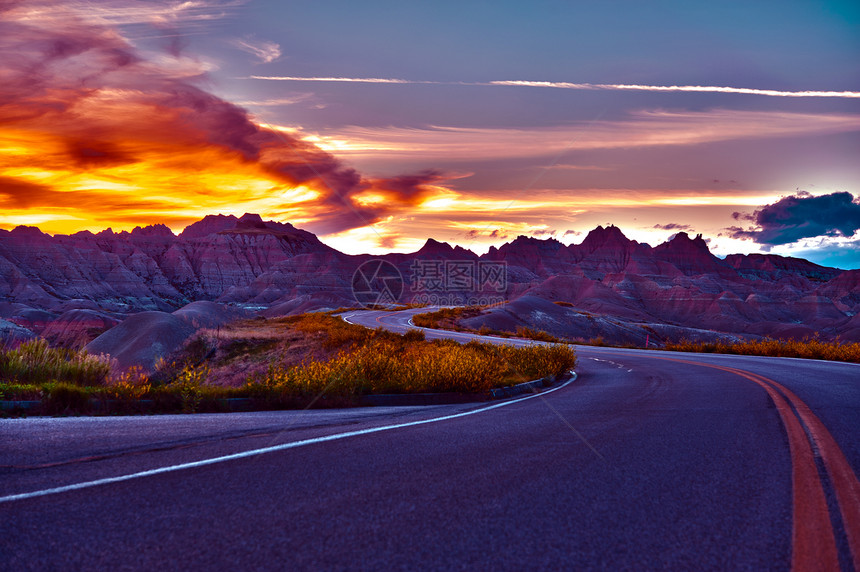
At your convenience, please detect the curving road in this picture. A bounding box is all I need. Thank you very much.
[1,309,858,570]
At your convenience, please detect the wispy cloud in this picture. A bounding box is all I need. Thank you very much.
[286,110,860,160]
[232,37,281,63]
[3,0,244,28]
[251,75,432,84]
[250,75,860,99]
[234,94,315,107]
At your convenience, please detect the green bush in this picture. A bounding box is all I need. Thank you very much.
[44,383,91,414]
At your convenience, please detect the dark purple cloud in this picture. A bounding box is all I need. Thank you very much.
[466,228,510,240]
[370,170,445,205]
[730,191,860,245]
[65,140,137,168]
[653,223,693,231]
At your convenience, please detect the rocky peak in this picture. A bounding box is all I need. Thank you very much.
[565,225,642,275]
[653,231,732,276]
[417,238,456,257]
[664,231,709,251]
[179,214,239,239]
[576,225,633,253]
[130,224,175,238]
[494,235,564,258]
[412,238,475,258]
[10,225,46,238]
[214,215,331,255]
[236,213,266,230]
[511,235,563,249]
[264,220,299,233]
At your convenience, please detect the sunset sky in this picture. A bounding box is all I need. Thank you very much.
[1,1,859,267]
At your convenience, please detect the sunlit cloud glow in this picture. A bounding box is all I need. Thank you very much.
[0,0,457,237]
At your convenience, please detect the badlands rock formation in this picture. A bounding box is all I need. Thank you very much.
[1,215,858,367]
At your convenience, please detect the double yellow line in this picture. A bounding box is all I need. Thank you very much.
[640,355,859,571]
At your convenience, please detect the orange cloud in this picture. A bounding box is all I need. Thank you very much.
[0,0,453,236]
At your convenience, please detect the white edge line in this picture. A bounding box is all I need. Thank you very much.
[0,375,577,504]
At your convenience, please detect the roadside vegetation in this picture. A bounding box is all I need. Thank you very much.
[413,307,566,343]
[0,338,112,386]
[0,312,576,415]
[411,306,484,330]
[413,307,860,363]
[664,337,860,363]
[216,312,574,397]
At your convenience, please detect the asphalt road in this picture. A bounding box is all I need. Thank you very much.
[1,309,858,571]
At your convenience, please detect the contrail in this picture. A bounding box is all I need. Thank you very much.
[490,80,860,98]
[250,75,860,99]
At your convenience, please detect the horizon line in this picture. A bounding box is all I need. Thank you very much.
[2,217,848,270]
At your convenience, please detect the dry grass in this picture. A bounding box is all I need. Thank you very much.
[1,311,577,414]
[413,307,566,344]
[251,336,576,395]
[411,306,483,330]
[243,313,575,395]
[0,338,113,386]
[664,337,860,363]
[515,326,564,343]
